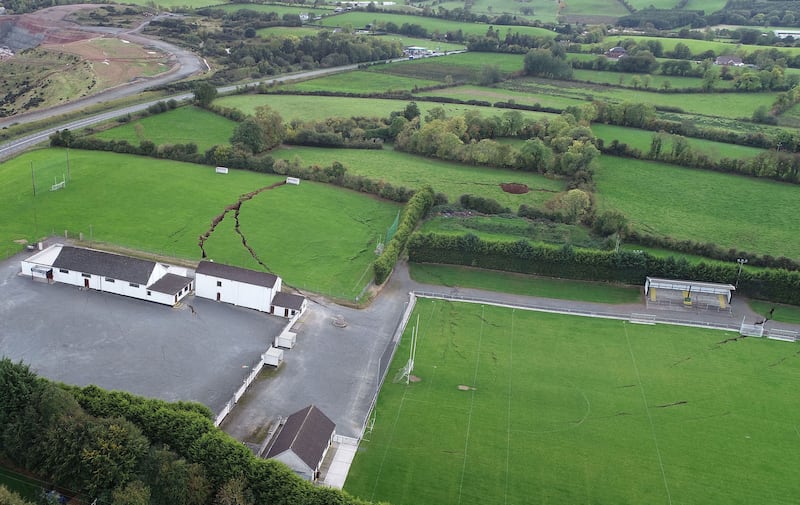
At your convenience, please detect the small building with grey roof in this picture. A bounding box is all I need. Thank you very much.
[270,291,307,318]
[195,260,288,314]
[265,404,335,481]
[20,244,193,306]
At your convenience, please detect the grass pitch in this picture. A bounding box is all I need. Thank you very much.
[345,299,800,505]
[0,149,399,299]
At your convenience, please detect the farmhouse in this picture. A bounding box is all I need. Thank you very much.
[265,405,335,482]
[715,55,743,66]
[604,46,627,59]
[20,244,193,306]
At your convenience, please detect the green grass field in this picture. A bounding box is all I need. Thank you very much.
[271,145,564,208]
[419,215,604,249]
[0,467,43,502]
[595,156,800,260]
[570,68,737,90]
[319,12,556,38]
[749,300,800,324]
[591,124,766,160]
[214,94,540,122]
[0,149,399,298]
[374,52,525,82]
[279,70,441,93]
[345,299,800,505]
[409,263,641,303]
[92,106,237,152]
[501,78,779,119]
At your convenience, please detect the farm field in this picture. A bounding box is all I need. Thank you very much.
[418,0,559,22]
[271,146,564,208]
[560,0,629,22]
[419,215,604,250]
[591,124,766,160]
[318,12,556,38]
[415,84,578,110]
[570,69,738,90]
[345,299,800,505]
[0,149,399,298]
[92,106,237,152]
[594,156,800,260]
[257,26,321,38]
[500,78,779,119]
[374,52,525,82]
[214,93,549,122]
[279,71,440,93]
[212,3,332,15]
[409,264,641,303]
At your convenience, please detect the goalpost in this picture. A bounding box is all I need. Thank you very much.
[393,314,419,384]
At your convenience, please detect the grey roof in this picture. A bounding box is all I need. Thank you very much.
[53,246,155,285]
[148,273,193,295]
[196,261,278,288]
[266,405,335,471]
[271,292,305,311]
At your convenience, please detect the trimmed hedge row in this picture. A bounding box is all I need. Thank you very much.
[407,232,800,305]
[373,186,435,284]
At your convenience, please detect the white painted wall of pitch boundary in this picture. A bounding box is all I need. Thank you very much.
[214,301,308,427]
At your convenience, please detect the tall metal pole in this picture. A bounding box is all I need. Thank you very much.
[736,258,748,288]
[31,162,35,196]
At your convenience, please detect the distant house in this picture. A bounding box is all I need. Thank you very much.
[604,46,627,59]
[195,260,281,313]
[715,55,744,66]
[20,244,193,306]
[265,405,335,481]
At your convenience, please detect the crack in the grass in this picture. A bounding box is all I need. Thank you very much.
[717,335,747,345]
[671,356,692,367]
[198,180,286,265]
[655,400,687,408]
[769,357,787,367]
[619,384,637,388]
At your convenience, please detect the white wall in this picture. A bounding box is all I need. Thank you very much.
[196,273,275,312]
[272,451,313,481]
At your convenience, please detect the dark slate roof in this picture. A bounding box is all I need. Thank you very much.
[147,273,193,295]
[196,261,278,288]
[271,292,305,311]
[53,246,155,285]
[265,405,335,471]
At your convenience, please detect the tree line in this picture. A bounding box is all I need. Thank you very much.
[0,359,380,505]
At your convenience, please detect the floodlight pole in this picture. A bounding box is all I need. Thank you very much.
[736,258,748,288]
[31,162,35,196]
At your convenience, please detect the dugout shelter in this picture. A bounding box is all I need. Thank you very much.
[645,277,734,312]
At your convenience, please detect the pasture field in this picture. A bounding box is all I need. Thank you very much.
[271,145,564,207]
[501,78,779,119]
[680,0,727,11]
[318,12,556,38]
[279,71,440,93]
[596,35,800,59]
[212,3,332,15]
[595,156,800,260]
[372,52,525,82]
[591,124,766,160]
[561,0,629,21]
[346,299,800,505]
[121,0,217,8]
[417,0,559,22]
[0,149,399,298]
[214,93,549,122]
[416,84,578,110]
[256,26,322,38]
[92,106,237,152]
[419,215,603,250]
[570,69,737,90]
[409,264,641,303]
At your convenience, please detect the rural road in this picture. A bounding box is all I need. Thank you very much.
[0,60,410,162]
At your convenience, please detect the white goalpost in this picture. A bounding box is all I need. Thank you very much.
[50,174,66,192]
[393,314,419,384]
